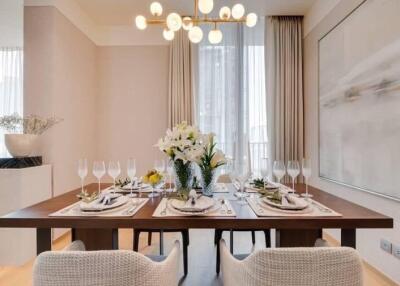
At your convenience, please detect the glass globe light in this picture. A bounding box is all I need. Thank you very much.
[208,29,223,44]
[232,4,245,19]
[135,15,147,30]
[246,13,258,27]
[150,2,163,17]
[163,28,174,41]
[198,0,214,14]
[188,26,204,43]
[182,17,193,31]
[166,13,182,32]
[219,6,231,20]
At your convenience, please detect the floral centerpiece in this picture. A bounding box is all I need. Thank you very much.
[156,122,204,197]
[198,133,226,196]
[0,113,62,157]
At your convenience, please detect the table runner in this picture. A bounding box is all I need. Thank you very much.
[246,197,342,217]
[49,198,149,217]
[153,198,236,217]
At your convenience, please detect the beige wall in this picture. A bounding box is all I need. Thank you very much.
[96,46,169,177]
[24,6,98,196]
[24,7,170,190]
[304,0,400,283]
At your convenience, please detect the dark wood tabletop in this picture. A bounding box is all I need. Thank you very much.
[0,183,392,230]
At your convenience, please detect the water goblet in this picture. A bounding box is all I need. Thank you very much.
[108,161,121,194]
[301,158,313,199]
[78,159,88,194]
[287,160,300,193]
[273,160,286,184]
[93,161,105,195]
[127,158,137,198]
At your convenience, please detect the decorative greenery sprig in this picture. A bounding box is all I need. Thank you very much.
[0,113,63,135]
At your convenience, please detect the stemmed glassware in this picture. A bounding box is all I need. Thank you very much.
[148,159,165,198]
[166,160,174,195]
[235,156,250,205]
[273,160,286,184]
[78,159,88,194]
[287,160,300,193]
[301,158,312,199]
[93,161,106,195]
[260,158,269,188]
[127,158,137,198]
[108,161,121,194]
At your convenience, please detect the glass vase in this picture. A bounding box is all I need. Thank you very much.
[201,168,216,197]
[174,159,193,198]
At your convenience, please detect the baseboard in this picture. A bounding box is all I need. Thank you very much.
[323,232,397,286]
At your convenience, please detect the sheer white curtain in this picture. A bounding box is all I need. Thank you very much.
[0,47,23,157]
[196,19,267,173]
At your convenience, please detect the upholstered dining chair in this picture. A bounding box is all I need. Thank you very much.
[33,240,180,286]
[220,239,363,286]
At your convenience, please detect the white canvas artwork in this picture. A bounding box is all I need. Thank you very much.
[319,0,400,200]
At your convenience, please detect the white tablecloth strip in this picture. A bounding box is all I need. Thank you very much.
[49,198,149,217]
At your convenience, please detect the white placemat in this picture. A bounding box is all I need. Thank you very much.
[49,198,149,217]
[153,198,236,217]
[213,183,230,193]
[246,197,342,217]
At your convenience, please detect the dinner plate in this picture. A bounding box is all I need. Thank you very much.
[262,195,308,210]
[170,196,215,212]
[258,200,313,214]
[80,195,128,212]
[120,183,151,191]
[167,199,220,216]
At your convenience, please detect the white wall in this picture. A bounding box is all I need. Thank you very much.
[0,0,23,47]
[304,0,400,283]
[303,0,340,37]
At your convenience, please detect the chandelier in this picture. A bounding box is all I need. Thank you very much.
[134,0,258,44]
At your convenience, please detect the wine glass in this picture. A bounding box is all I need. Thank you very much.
[260,158,269,188]
[273,160,286,184]
[108,161,121,194]
[301,158,312,199]
[166,160,174,195]
[153,159,165,196]
[93,161,105,195]
[127,158,137,198]
[235,156,250,205]
[287,160,300,193]
[78,159,88,194]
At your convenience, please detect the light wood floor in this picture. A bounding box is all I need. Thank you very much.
[0,229,397,286]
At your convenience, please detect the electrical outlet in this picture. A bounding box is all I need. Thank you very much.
[392,244,400,260]
[380,239,392,254]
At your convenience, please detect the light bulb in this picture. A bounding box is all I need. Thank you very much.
[182,17,193,31]
[208,29,223,44]
[163,28,174,41]
[188,26,203,43]
[135,15,147,30]
[166,13,182,32]
[246,13,257,27]
[232,4,245,19]
[219,6,231,20]
[198,0,214,14]
[150,2,163,16]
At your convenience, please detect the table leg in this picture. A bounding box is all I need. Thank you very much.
[276,229,322,247]
[72,228,118,250]
[341,229,356,248]
[36,228,52,255]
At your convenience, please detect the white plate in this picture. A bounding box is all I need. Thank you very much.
[167,199,220,216]
[258,200,313,214]
[80,195,128,211]
[262,195,308,210]
[170,196,215,212]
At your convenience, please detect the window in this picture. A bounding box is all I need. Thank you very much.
[196,20,267,174]
[0,47,23,157]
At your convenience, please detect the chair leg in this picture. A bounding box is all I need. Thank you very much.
[181,230,189,276]
[148,232,152,246]
[133,230,140,252]
[214,229,222,245]
[229,230,234,254]
[264,230,271,248]
[216,239,221,274]
[159,230,164,256]
[251,231,256,244]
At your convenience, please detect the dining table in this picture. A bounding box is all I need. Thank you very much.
[0,183,393,254]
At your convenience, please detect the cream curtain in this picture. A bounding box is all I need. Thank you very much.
[266,16,304,176]
[168,30,194,128]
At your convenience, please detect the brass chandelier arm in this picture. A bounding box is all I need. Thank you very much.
[147,18,246,25]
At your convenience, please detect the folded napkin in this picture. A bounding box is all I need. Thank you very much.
[174,190,213,212]
[80,194,123,211]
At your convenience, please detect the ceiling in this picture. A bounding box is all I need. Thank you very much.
[75,0,317,26]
